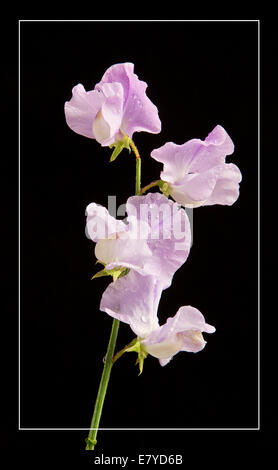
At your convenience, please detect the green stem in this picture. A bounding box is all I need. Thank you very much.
[85,318,120,450]
[129,138,141,195]
[140,180,161,194]
[112,337,138,363]
[135,157,141,196]
[85,136,142,451]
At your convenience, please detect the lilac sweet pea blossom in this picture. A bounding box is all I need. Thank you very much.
[100,270,215,366]
[86,192,191,289]
[151,125,242,208]
[64,62,161,146]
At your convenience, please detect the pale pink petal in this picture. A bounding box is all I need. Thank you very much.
[126,192,191,289]
[100,270,161,338]
[151,125,240,208]
[151,140,206,184]
[94,82,124,146]
[97,62,161,138]
[204,163,242,206]
[172,165,224,203]
[142,306,215,362]
[85,203,126,242]
[64,84,104,139]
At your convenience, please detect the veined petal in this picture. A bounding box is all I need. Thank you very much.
[100,270,161,338]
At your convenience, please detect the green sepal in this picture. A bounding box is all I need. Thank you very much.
[158,180,171,198]
[92,265,130,283]
[118,267,130,278]
[125,337,148,375]
[109,135,131,162]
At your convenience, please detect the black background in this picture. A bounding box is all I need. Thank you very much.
[4,18,273,461]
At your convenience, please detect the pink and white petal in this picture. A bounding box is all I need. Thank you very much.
[188,125,235,173]
[143,306,215,361]
[179,331,207,353]
[85,203,126,242]
[105,259,150,276]
[122,84,161,137]
[142,333,184,360]
[145,306,215,346]
[96,82,125,146]
[64,84,104,139]
[151,125,234,183]
[97,62,133,107]
[169,186,205,208]
[204,163,242,206]
[172,165,224,204]
[174,306,216,334]
[100,270,161,338]
[205,125,235,154]
[103,237,152,269]
[151,141,203,184]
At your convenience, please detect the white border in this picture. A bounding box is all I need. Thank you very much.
[18,19,260,432]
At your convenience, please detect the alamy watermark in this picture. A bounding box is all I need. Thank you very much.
[86,196,193,250]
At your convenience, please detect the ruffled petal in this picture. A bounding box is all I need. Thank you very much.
[151,125,235,182]
[100,270,161,338]
[97,62,161,138]
[151,140,205,184]
[170,164,224,205]
[142,306,215,361]
[151,125,240,208]
[64,84,104,139]
[126,192,191,289]
[204,163,242,206]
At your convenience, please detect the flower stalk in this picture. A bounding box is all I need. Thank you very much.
[140,180,161,194]
[85,318,119,450]
[85,138,142,450]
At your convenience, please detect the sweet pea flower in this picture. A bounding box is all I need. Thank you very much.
[86,192,191,289]
[64,62,161,146]
[100,270,215,366]
[151,125,242,208]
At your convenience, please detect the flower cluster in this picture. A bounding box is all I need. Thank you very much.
[65,62,241,370]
